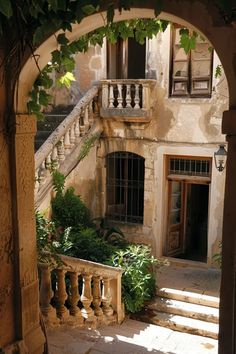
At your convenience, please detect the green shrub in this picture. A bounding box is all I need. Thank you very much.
[95,217,127,248]
[58,227,116,263]
[108,244,159,313]
[51,187,93,229]
[35,211,62,264]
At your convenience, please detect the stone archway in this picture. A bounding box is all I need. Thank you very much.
[9,2,236,353]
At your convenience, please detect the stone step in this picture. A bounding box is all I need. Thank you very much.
[37,114,67,130]
[157,287,219,309]
[139,311,219,339]
[147,297,219,323]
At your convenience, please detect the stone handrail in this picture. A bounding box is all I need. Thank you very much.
[39,254,125,328]
[100,79,156,120]
[35,85,99,197]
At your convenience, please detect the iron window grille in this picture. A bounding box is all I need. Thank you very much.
[169,157,211,177]
[106,152,145,224]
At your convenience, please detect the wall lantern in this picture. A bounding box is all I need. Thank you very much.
[214,144,227,172]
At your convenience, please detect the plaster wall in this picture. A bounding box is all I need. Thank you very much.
[39,24,228,264]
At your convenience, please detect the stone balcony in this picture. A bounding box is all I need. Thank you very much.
[100,79,156,122]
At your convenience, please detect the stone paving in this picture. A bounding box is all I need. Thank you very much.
[157,263,221,297]
[47,264,220,354]
[47,318,218,354]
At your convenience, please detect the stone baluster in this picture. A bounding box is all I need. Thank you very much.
[51,146,59,170]
[74,118,81,142]
[64,130,71,155]
[102,276,114,317]
[126,84,131,108]
[142,83,149,110]
[102,83,109,109]
[55,269,69,321]
[80,112,85,136]
[92,276,103,320]
[45,153,52,174]
[34,169,40,194]
[93,95,99,118]
[117,84,123,108]
[70,123,76,146]
[57,137,65,162]
[68,272,84,325]
[80,273,94,320]
[40,266,59,325]
[88,100,94,126]
[109,85,114,108]
[84,105,89,130]
[38,160,47,186]
[134,84,140,109]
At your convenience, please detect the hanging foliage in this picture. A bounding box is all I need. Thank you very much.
[0,0,231,119]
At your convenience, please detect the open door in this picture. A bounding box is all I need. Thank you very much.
[166,180,184,256]
[107,37,146,79]
[165,180,209,261]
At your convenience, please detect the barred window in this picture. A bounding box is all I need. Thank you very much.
[168,157,211,177]
[106,152,145,224]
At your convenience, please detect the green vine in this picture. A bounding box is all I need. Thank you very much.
[78,132,100,162]
[0,0,231,121]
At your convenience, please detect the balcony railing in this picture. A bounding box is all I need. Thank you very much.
[39,254,124,328]
[100,79,156,122]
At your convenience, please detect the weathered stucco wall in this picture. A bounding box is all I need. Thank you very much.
[37,23,227,265]
[48,43,106,109]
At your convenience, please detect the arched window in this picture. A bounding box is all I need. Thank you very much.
[106,152,145,224]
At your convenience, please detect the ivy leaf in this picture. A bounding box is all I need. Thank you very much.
[61,56,75,72]
[51,50,61,64]
[180,33,196,54]
[0,0,12,18]
[38,90,52,106]
[61,21,72,32]
[107,4,115,23]
[154,0,163,17]
[57,33,69,45]
[57,72,76,88]
[215,64,222,78]
[81,4,99,15]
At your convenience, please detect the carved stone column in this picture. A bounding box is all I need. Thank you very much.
[219,110,236,354]
[10,114,45,353]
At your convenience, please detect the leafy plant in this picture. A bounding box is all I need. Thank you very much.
[35,211,62,265]
[95,217,127,247]
[108,244,162,313]
[51,171,93,229]
[57,227,116,263]
[213,241,222,268]
[51,186,93,229]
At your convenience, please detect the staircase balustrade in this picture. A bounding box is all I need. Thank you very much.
[35,85,100,199]
[38,255,124,327]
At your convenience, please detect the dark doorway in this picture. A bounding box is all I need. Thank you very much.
[107,37,146,79]
[166,181,209,262]
[127,37,146,79]
[179,183,209,262]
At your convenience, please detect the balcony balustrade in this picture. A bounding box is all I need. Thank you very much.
[39,255,124,328]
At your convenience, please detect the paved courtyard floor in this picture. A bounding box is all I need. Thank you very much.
[47,264,220,354]
[47,318,218,354]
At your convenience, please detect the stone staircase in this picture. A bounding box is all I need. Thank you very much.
[35,113,67,150]
[132,283,219,340]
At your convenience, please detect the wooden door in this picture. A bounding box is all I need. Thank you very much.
[166,180,184,256]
